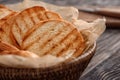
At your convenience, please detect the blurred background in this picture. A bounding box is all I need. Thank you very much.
[42,0,120,6]
[43,0,120,28]
[0,0,120,6]
[0,0,120,27]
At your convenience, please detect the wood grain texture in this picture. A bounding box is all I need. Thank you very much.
[80,29,120,80]
[80,49,120,80]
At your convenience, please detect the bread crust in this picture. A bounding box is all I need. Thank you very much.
[11,6,62,47]
[0,41,39,58]
[22,20,85,57]
[0,5,85,58]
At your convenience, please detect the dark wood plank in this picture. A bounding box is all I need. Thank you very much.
[80,29,120,79]
[80,49,120,80]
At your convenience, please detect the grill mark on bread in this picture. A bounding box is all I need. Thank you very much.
[38,23,66,49]
[5,21,9,25]
[21,6,46,25]
[19,13,29,29]
[0,41,19,51]
[24,34,41,49]
[21,10,34,29]
[0,31,5,40]
[60,32,82,57]
[29,8,40,24]
[40,24,73,56]
[1,12,16,19]
[36,9,49,21]
[40,30,61,49]
[1,22,9,32]
[0,12,16,25]
[10,6,62,49]
[25,21,74,56]
[35,7,48,20]
[27,9,36,25]
[71,31,85,57]
[25,30,59,50]
[23,21,57,48]
[15,15,28,35]
[24,22,59,49]
[22,22,47,41]
[57,29,78,57]
[40,11,49,20]
[24,30,47,49]
[10,30,21,49]
[0,6,85,58]
[37,12,44,20]
[14,21,22,35]
[44,12,50,19]
[55,29,76,56]
[59,29,76,45]
[45,11,62,19]
[0,7,13,20]
[33,7,42,21]
[12,8,43,46]
[0,13,17,46]
[44,12,49,19]
[43,28,75,56]
[12,22,22,46]
[38,11,47,20]
[73,42,85,57]
[72,33,85,57]
[45,11,61,20]
[0,28,3,32]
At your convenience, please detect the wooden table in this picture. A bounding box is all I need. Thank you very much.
[0,0,120,80]
[80,29,120,80]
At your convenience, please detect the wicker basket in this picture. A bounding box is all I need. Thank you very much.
[0,43,96,80]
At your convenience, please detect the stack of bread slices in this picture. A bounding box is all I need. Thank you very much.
[0,5,85,59]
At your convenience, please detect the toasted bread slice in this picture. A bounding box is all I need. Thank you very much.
[0,12,17,25]
[11,6,62,47]
[0,50,39,58]
[22,20,85,57]
[0,5,13,19]
[0,41,39,58]
[0,5,16,25]
[0,11,18,48]
[0,5,17,47]
[0,41,19,51]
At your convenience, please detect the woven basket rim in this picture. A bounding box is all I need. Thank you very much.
[1,42,96,71]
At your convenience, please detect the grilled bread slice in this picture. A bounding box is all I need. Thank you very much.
[22,20,85,57]
[0,41,39,58]
[0,5,17,47]
[0,12,17,25]
[0,5,13,19]
[0,50,39,58]
[0,11,18,48]
[0,41,19,51]
[11,6,62,48]
[0,5,16,25]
